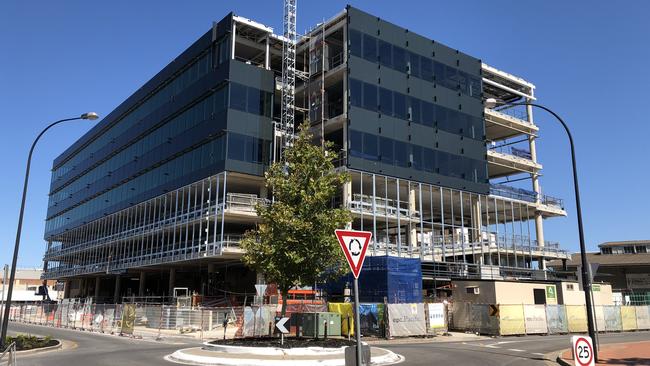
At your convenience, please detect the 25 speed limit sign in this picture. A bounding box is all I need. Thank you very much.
[571,336,595,366]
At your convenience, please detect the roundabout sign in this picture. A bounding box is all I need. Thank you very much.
[571,335,594,366]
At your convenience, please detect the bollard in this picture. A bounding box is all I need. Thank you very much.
[223,314,228,340]
[324,319,328,339]
[347,315,351,341]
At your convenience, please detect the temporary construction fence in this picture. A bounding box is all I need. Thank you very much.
[4,301,241,339]
[450,303,650,336]
[8,300,451,339]
[328,302,448,338]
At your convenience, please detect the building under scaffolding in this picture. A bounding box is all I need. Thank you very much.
[42,6,572,302]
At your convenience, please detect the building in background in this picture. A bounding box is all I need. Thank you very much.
[549,240,650,305]
[42,6,571,303]
[1,268,61,303]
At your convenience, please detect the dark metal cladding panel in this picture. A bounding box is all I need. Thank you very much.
[346,6,488,194]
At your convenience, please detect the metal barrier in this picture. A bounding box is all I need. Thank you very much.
[450,303,650,336]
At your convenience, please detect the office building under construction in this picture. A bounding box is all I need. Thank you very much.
[42,6,571,302]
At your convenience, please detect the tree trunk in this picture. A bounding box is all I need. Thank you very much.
[280,287,290,318]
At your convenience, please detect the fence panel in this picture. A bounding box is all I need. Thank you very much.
[603,305,622,332]
[594,305,606,332]
[620,306,637,331]
[449,302,472,331]
[242,305,275,337]
[359,303,385,337]
[635,305,650,330]
[523,304,548,334]
[499,304,525,335]
[566,305,587,333]
[386,303,426,337]
[470,304,499,335]
[546,305,568,334]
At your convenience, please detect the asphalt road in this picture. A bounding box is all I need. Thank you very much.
[7,322,650,365]
[7,322,202,366]
[378,331,650,366]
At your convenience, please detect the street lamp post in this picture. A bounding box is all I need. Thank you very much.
[0,112,99,349]
[485,98,598,360]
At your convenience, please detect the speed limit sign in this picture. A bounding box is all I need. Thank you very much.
[571,336,595,366]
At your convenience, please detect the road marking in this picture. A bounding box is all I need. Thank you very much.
[485,345,501,349]
[508,349,525,352]
[532,352,544,356]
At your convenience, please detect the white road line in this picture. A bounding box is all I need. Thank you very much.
[532,353,544,356]
[485,345,501,349]
[507,349,525,352]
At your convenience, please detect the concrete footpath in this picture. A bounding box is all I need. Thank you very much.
[559,340,650,365]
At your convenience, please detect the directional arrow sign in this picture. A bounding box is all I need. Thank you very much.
[275,317,289,334]
[335,229,372,278]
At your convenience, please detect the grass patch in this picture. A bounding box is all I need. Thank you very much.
[5,335,58,351]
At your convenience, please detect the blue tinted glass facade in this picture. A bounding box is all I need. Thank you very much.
[45,14,274,239]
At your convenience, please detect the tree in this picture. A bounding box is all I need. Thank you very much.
[240,122,351,317]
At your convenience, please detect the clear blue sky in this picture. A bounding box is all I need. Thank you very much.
[1,1,648,268]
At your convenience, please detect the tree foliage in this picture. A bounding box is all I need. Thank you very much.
[240,122,351,316]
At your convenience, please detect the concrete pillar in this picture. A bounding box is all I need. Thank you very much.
[231,22,236,60]
[526,93,546,270]
[408,187,417,253]
[94,277,101,299]
[64,280,71,299]
[265,35,270,70]
[168,268,176,298]
[113,276,121,303]
[138,272,146,297]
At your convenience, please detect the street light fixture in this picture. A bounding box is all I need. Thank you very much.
[0,112,99,349]
[485,97,598,360]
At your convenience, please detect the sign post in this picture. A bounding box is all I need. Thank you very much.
[571,335,595,366]
[335,229,372,366]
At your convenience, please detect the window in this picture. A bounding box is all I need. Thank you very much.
[350,79,362,107]
[349,130,363,158]
[636,246,647,253]
[411,145,422,170]
[421,101,434,127]
[229,83,247,112]
[363,83,377,111]
[362,33,377,61]
[409,97,421,124]
[392,46,405,71]
[624,246,635,254]
[423,148,434,172]
[379,87,393,116]
[566,284,575,291]
[363,133,379,161]
[378,40,392,68]
[394,141,409,167]
[380,137,394,165]
[421,57,433,82]
[349,29,362,57]
[393,93,406,120]
[408,52,420,78]
[601,247,612,255]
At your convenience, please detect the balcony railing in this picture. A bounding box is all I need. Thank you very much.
[490,184,564,210]
[490,184,537,203]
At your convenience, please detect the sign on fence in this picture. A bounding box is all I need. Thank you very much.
[359,303,384,337]
[387,303,426,337]
[427,303,446,330]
